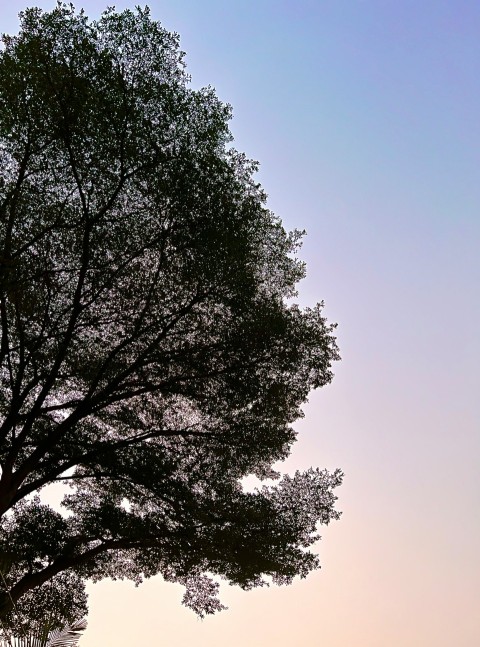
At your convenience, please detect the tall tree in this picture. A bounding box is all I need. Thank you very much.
[0,3,342,626]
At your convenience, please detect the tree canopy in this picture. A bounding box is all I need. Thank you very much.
[0,3,342,631]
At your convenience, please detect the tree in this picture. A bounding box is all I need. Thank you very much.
[0,551,87,641]
[0,3,342,627]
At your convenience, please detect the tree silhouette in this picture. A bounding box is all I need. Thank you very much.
[0,4,342,622]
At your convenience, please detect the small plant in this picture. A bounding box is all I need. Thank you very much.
[0,618,87,647]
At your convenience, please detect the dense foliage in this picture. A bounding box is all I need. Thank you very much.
[0,3,342,632]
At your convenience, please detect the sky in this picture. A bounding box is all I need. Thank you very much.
[2,1,479,645]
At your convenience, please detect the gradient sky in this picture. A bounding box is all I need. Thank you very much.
[2,1,479,645]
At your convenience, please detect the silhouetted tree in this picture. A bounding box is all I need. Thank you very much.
[0,4,342,623]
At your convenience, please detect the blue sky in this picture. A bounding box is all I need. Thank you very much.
[2,1,479,644]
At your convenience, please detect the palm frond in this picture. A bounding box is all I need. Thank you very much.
[0,619,87,647]
[46,619,87,647]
